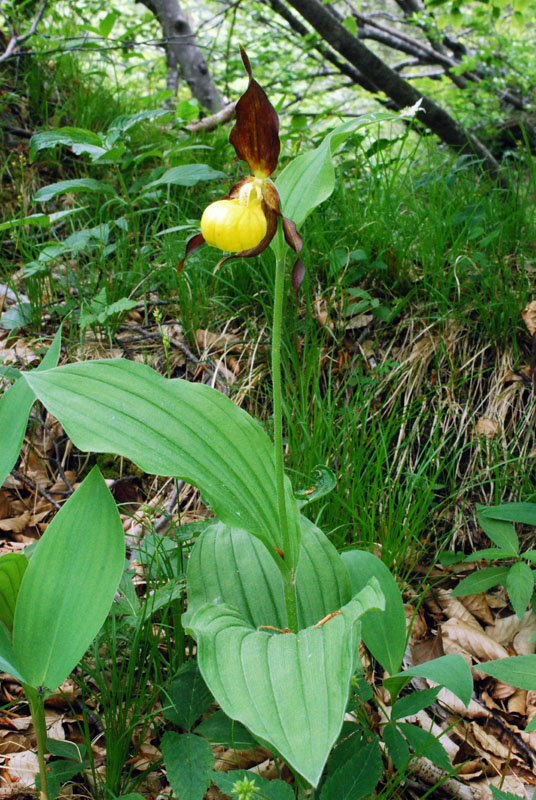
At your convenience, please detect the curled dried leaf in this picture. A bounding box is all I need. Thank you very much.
[522,300,536,336]
[475,417,498,438]
[437,589,484,631]
[441,618,510,661]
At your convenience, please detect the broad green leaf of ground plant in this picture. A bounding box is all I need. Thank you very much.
[185,517,351,630]
[161,731,213,800]
[23,359,301,570]
[490,788,524,800]
[0,325,62,488]
[382,723,410,771]
[143,164,226,189]
[476,507,519,554]
[195,711,258,750]
[478,502,536,527]
[384,654,473,707]
[0,554,27,632]
[451,565,511,597]
[506,561,534,618]
[29,127,103,161]
[479,655,536,693]
[0,209,84,232]
[396,722,452,772]
[341,550,406,675]
[0,617,26,683]
[187,582,384,787]
[108,109,174,132]
[13,466,124,691]
[274,111,405,231]
[34,178,115,203]
[211,769,294,800]
[319,736,382,800]
[390,687,441,721]
[295,465,336,509]
[163,660,213,731]
[35,738,89,797]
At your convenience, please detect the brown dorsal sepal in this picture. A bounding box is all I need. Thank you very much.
[229,48,280,179]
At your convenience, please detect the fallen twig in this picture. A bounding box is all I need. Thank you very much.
[186,101,236,133]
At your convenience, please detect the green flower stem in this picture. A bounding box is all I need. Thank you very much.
[272,252,299,634]
[24,685,49,800]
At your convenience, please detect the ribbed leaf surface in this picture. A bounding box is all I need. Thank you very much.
[0,621,26,683]
[13,467,124,691]
[0,554,27,632]
[24,360,301,568]
[188,581,384,787]
[0,326,61,488]
[186,517,351,630]
[186,522,287,630]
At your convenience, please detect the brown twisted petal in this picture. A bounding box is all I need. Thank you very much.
[229,47,280,179]
[283,217,305,300]
[262,181,305,299]
[177,232,205,276]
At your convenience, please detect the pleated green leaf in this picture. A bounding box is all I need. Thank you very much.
[185,517,351,630]
[188,581,384,787]
[296,518,352,628]
[0,554,27,632]
[0,621,27,683]
[13,466,125,691]
[275,112,401,230]
[0,326,62,488]
[23,359,301,570]
[185,522,287,630]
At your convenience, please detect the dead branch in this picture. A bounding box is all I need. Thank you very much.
[0,0,48,63]
[185,101,236,133]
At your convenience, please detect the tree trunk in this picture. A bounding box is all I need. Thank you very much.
[281,0,501,177]
[137,0,222,112]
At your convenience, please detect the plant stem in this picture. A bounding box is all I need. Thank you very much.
[294,771,312,799]
[272,252,299,633]
[24,685,49,800]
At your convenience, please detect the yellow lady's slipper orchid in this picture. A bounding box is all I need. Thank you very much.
[179,48,303,293]
[201,178,268,252]
[201,199,267,252]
